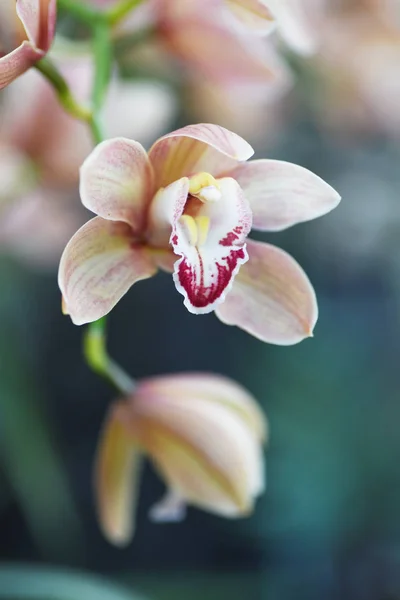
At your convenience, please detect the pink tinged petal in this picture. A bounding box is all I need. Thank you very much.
[16,0,56,51]
[0,41,42,90]
[226,0,276,34]
[148,123,253,187]
[130,386,265,516]
[172,178,252,314]
[138,372,268,444]
[147,177,189,248]
[58,216,157,325]
[80,138,154,233]
[229,159,341,232]
[94,402,143,546]
[216,239,318,344]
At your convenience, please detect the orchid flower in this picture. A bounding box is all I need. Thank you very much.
[94,372,267,545]
[0,0,56,90]
[59,123,340,345]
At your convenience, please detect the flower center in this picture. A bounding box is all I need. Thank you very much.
[188,172,221,203]
[179,215,210,247]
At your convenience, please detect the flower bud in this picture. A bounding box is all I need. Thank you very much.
[94,372,267,545]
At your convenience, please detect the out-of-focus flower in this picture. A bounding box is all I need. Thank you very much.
[0,0,56,90]
[94,372,267,545]
[226,0,323,54]
[225,0,275,34]
[0,42,177,267]
[154,0,279,87]
[183,48,290,145]
[266,0,325,55]
[59,123,340,344]
[113,0,323,142]
[306,0,400,137]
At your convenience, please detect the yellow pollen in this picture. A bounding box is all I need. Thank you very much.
[188,172,221,203]
[179,215,198,245]
[195,216,210,247]
[179,215,211,247]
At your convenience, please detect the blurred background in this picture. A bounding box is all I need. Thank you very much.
[1,0,400,599]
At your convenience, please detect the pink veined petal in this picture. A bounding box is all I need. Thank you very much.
[130,392,264,516]
[148,123,254,188]
[94,401,143,546]
[137,372,268,442]
[16,0,41,46]
[226,0,276,34]
[43,0,57,52]
[147,177,189,248]
[58,216,157,325]
[16,0,56,51]
[80,138,154,233]
[172,177,252,314]
[0,41,42,90]
[215,238,318,344]
[228,159,341,231]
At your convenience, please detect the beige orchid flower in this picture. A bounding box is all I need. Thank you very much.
[59,123,340,344]
[95,372,267,545]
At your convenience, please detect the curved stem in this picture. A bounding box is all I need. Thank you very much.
[57,0,104,23]
[58,0,145,27]
[106,0,145,27]
[35,58,92,122]
[37,11,136,395]
[84,319,135,395]
[92,21,112,113]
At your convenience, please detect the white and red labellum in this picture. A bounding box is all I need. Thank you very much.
[171,175,252,314]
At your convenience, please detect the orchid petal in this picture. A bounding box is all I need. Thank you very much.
[172,178,252,314]
[16,0,56,51]
[94,402,143,546]
[229,159,341,231]
[226,0,276,34]
[216,239,318,344]
[80,138,154,232]
[130,389,264,516]
[0,41,42,91]
[147,177,189,248]
[58,217,157,325]
[149,124,253,187]
[138,372,267,443]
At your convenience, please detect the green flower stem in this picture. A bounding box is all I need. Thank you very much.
[84,319,135,395]
[57,0,103,23]
[92,20,112,112]
[37,13,135,396]
[106,0,145,27]
[89,113,105,146]
[35,58,92,122]
[58,0,144,27]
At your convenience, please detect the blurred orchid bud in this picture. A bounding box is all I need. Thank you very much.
[94,372,268,545]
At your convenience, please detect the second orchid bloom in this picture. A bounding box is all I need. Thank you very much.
[59,123,340,344]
